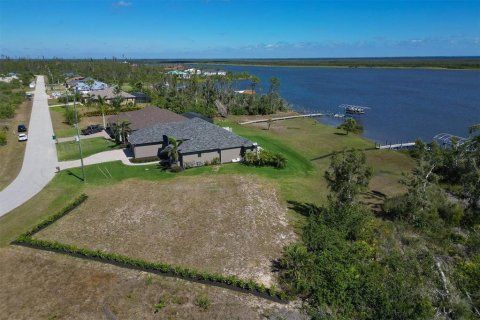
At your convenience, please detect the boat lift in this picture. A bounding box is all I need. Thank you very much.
[433,133,469,148]
[338,104,371,115]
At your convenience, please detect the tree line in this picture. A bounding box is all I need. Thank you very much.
[0,59,290,118]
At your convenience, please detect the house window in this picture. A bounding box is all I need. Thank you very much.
[198,153,202,158]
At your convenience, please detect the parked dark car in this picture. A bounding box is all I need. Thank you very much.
[81,124,103,135]
[17,124,27,132]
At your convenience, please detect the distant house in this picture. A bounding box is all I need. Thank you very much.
[86,87,136,105]
[75,79,109,93]
[131,92,150,103]
[202,69,227,76]
[107,106,187,132]
[167,70,190,79]
[128,118,254,166]
[185,68,201,75]
[65,76,85,88]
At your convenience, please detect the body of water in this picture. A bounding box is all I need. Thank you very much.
[197,65,480,143]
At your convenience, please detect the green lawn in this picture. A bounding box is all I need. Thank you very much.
[56,138,118,161]
[0,116,414,247]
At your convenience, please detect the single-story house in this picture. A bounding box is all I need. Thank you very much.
[128,118,254,166]
[107,106,187,131]
[65,76,85,88]
[86,87,136,105]
[131,92,150,103]
[75,79,109,93]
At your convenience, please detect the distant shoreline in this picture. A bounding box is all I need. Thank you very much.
[145,57,480,70]
[187,62,480,71]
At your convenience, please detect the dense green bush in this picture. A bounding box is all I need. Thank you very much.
[64,107,82,125]
[129,156,159,163]
[278,202,436,319]
[0,81,25,120]
[243,149,287,169]
[0,131,6,146]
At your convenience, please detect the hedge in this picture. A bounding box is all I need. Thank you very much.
[18,193,88,238]
[13,194,290,302]
[83,106,142,117]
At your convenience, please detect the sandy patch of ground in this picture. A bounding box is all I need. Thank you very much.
[36,175,297,286]
[0,246,306,319]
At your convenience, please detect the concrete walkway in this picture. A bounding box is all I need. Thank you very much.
[48,102,83,108]
[58,149,159,170]
[0,76,58,217]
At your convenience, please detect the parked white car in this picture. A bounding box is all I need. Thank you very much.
[18,133,28,141]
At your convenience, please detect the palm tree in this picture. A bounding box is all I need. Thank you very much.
[250,75,260,93]
[111,120,132,145]
[167,137,183,165]
[111,96,123,113]
[113,85,121,95]
[119,120,132,145]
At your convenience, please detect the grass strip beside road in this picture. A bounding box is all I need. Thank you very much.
[56,137,118,161]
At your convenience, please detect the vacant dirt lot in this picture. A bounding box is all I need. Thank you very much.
[36,175,296,286]
[0,100,32,190]
[0,246,305,319]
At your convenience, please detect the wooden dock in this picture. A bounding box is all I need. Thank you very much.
[376,142,416,150]
[239,113,326,125]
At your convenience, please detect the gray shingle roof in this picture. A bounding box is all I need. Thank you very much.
[129,118,253,153]
[108,106,187,131]
[89,87,135,100]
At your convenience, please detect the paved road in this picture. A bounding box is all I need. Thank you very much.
[0,76,58,217]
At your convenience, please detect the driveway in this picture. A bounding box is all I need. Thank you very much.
[0,76,58,217]
[58,148,158,170]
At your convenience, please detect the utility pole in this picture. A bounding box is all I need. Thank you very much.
[73,88,86,182]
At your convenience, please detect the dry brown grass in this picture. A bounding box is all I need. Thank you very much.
[0,246,304,320]
[0,100,32,190]
[36,175,296,286]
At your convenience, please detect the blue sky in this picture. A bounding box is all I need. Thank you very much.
[0,0,479,58]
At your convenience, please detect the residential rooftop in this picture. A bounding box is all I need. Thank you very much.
[129,117,253,154]
[88,86,135,100]
[108,106,187,131]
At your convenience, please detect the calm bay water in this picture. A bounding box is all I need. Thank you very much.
[200,65,480,143]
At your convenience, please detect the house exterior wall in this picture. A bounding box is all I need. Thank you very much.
[220,147,243,163]
[133,143,163,159]
[182,150,220,167]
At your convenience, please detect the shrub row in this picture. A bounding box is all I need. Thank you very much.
[14,194,289,301]
[243,149,287,169]
[83,106,142,117]
[16,235,288,301]
[19,193,88,238]
[129,156,159,163]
